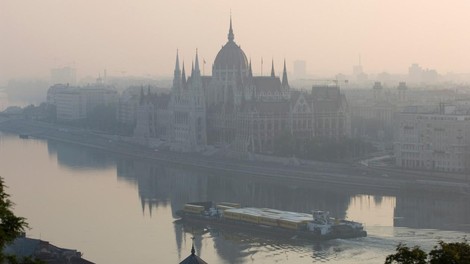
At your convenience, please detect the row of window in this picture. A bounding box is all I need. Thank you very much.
[399,159,466,171]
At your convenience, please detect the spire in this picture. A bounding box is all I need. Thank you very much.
[191,237,196,256]
[270,59,275,77]
[173,50,181,90]
[228,13,234,42]
[174,49,180,73]
[248,59,253,78]
[194,49,200,74]
[282,59,289,87]
[191,61,194,76]
[181,61,186,87]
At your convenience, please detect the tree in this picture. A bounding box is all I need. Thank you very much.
[0,177,43,263]
[0,177,28,262]
[385,241,470,264]
[429,240,470,264]
[385,243,427,264]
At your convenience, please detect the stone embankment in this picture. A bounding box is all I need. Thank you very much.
[1,118,468,195]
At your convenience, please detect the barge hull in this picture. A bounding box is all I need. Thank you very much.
[176,211,367,241]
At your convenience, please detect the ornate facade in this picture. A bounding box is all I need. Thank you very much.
[135,18,351,153]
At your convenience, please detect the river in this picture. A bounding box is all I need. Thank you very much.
[0,133,468,263]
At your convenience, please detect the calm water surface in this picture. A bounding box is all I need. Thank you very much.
[0,133,468,264]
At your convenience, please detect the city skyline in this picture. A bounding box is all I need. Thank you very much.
[2,1,470,85]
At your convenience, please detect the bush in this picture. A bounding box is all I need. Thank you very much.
[385,240,470,264]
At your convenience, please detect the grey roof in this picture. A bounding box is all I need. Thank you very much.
[312,85,340,100]
[244,101,290,114]
[252,77,282,93]
[179,254,208,264]
[3,237,41,257]
[179,246,208,264]
[308,86,348,113]
[213,18,248,72]
[4,237,95,264]
[213,41,249,72]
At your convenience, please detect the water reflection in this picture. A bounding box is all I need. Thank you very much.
[116,158,353,220]
[47,140,115,170]
[43,138,469,234]
[42,138,470,262]
[116,159,209,217]
[175,220,379,264]
[394,191,470,231]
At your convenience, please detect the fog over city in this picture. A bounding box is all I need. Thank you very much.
[2,0,470,84]
[1,1,470,264]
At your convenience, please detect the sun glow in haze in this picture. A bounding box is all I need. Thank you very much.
[346,195,396,228]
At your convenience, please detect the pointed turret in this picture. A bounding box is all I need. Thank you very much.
[191,244,195,256]
[270,59,275,77]
[282,59,289,87]
[181,61,187,88]
[248,59,253,78]
[141,197,145,215]
[228,13,234,42]
[194,49,200,76]
[191,50,203,93]
[179,237,207,264]
[174,50,180,74]
[173,50,181,90]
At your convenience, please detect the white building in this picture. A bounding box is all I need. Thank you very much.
[394,104,470,173]
[55,89,87,120]
[48,83,118,121]
[133,87,171,143]
[117,91,140,126]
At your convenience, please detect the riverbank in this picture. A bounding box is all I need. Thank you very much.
[1,118,468,194]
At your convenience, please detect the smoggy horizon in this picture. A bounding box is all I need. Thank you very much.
[2,1,470,85]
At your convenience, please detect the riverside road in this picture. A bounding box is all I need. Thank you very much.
[1,118,469,195]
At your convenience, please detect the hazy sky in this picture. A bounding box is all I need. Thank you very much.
[1,0,470,84]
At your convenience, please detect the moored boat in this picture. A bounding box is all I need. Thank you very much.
[176,201,367,241]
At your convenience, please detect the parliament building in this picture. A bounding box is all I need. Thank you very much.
[134,18,351,154]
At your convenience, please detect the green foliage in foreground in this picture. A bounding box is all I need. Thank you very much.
[385,240,470,264]
[0,177,28,262]
[0,177,44,264]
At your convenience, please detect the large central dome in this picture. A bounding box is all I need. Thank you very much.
[213,18,249,74]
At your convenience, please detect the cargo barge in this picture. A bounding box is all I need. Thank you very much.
[176,202,367,241]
